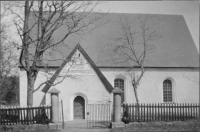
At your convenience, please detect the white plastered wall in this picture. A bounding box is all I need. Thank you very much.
[19,66,199,121]
[19,50,112,121]
[19,49,199,120]
[101,68,199,104]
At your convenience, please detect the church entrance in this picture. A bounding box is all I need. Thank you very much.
[74,96,85,119]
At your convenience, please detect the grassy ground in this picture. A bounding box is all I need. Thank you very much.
[1,120,200,132]
[110,119,200,132]
[0,124,64,132]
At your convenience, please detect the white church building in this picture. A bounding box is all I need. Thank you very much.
[19,13,199,121]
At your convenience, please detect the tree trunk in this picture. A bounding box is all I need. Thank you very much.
[133,84,140,121]
[133,85,139,104]
[0,42,3,124]
[23,1,33,106]
[27,72,34,106]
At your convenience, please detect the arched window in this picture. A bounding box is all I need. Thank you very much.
[163,79,172,102]
[114,79,124,103]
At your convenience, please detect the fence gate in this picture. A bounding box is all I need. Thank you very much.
[87,101,111,129]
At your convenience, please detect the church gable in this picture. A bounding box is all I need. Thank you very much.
[41,44,113,93]
[63,49,92,74]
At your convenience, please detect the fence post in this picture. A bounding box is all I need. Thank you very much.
[111,87,125,128]
[199,103,200,119]
[48,87,61,123]
[61,100,65,129]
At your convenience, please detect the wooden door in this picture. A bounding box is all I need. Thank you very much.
[74,96,85,119]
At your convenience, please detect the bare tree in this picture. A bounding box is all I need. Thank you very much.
[10,1,103,106]
[112,15,160,104]
[0,1,18,103]
[0,4,19,128]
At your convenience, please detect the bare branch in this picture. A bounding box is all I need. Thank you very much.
[111,14,160,103]
[9,1,103,105]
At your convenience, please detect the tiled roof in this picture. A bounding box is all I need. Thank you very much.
[20,13,199,68]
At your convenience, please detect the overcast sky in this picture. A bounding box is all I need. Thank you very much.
[95,1,199,52]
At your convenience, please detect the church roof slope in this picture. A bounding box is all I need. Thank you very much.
[21,13,199,68]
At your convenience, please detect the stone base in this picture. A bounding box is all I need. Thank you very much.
[111,122,125,128]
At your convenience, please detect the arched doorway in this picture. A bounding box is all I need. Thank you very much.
[74,96,85,119]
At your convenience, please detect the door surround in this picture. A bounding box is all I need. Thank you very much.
[70,92,88,120]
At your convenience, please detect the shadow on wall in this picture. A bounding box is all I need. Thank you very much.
[40,94,46,106]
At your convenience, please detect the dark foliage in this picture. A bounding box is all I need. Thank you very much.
[1,76,19,105]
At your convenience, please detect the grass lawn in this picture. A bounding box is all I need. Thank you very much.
[110,119,200,132]
[0,124,64,132]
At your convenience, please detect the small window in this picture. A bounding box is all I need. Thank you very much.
[114,79,124,103]
[163,79,172,102]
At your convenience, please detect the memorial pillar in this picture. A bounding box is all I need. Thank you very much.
[111,87,125,128]
[48,87,61,123]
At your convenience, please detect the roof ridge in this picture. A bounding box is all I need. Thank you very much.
[90,12,184,16]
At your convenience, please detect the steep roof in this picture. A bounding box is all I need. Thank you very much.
[22,13,199,68]
[42,44,114,93]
